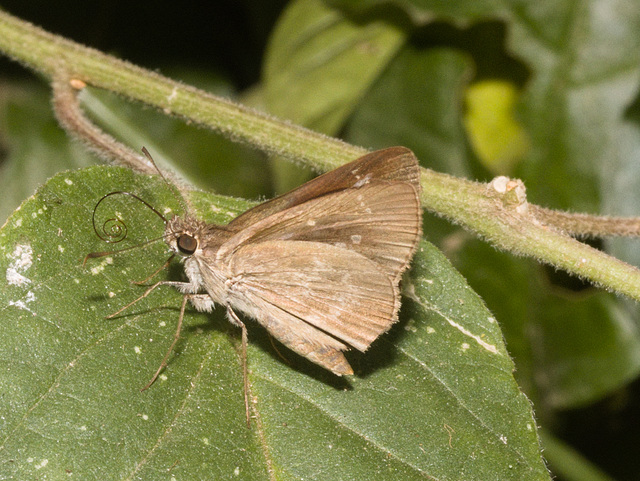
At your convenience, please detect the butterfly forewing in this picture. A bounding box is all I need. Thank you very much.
[214,182,421,283]
[227,147,421,229]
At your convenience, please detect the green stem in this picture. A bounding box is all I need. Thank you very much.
[1,8,640,301]
[421,171,640,299]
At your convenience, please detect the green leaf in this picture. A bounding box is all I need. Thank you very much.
[454,238,640,412]
[263,0,406,135]
[328,0,501,21]
[344,46,474,178]
[0,83,96,224]
[512,1,640,213]
[0,167,548,479]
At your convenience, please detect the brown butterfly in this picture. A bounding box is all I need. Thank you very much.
[87,147,422,426]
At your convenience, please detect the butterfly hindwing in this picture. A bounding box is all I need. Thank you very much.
[222,240,398,356]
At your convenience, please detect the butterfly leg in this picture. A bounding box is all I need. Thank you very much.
[141,293,210,391]
[226,307,250,428]
[106,279,199,319]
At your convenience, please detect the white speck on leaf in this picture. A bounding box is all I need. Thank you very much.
[9,291,36,314]
[90,257,113,275]
[447,319,498,354]
[6,244,33,286]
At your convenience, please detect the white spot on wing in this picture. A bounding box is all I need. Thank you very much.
[353,174,372,188]
[350,234,362,245]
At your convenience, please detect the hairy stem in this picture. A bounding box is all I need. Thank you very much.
[52,75,156,175]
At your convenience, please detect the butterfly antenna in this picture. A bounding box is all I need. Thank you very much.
[141,147,190,216]
[91,191,169,243]
[86,190,171,266]
[82,234,167,266]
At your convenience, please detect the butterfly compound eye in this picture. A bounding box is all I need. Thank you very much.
[177,234,198,255]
